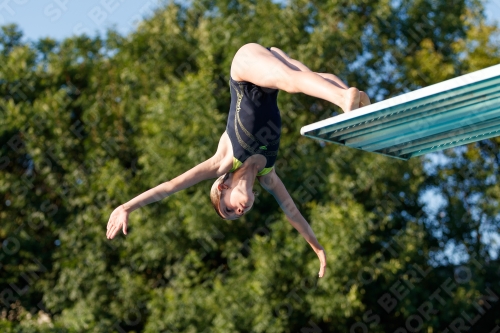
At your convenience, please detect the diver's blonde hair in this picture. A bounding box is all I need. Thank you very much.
[210,173,229,219]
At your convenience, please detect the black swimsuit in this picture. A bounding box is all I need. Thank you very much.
[226,47,281,176]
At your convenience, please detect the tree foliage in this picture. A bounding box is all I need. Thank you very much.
[1,1,499,332]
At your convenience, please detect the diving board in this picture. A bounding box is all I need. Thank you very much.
[300,64,500,160]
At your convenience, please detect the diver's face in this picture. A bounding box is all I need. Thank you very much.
[218,181,254,220]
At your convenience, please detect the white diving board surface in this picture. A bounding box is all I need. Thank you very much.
[300,64,500,160]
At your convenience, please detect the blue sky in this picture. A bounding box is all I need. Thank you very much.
[486,0,500,23]
[0,0,162,41]
[1,0,499,42]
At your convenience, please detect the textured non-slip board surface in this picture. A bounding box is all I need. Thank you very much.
[300,64,500,160]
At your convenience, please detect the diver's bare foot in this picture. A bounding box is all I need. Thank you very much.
[359,91,371,108]
[343,87,360,113]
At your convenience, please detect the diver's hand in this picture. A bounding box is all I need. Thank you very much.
[315,247,327,278]
[106,205,129,239]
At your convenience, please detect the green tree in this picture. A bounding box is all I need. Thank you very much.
[1,0,499,332]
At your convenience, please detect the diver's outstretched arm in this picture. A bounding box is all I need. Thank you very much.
[258,170,327,278]
[106,156,222,239]
[130,157,222,211]
[106,131,234,240]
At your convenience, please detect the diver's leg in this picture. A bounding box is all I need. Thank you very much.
[230,43,360,113]
[316,73,371,107]
[265,47,370,108]
[265,47,371,108]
